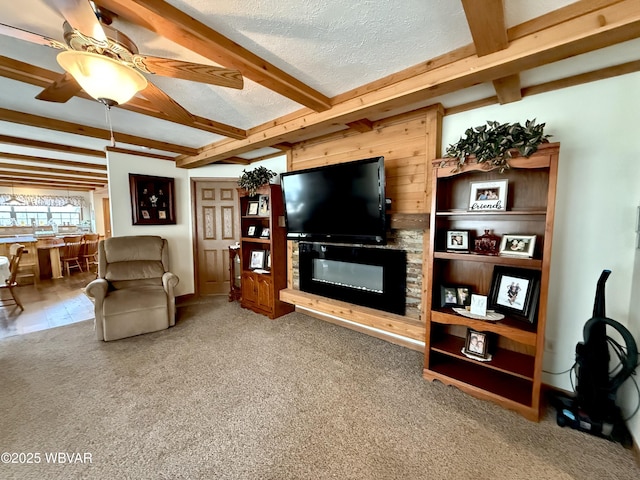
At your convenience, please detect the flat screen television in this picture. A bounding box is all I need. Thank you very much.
[280,156,386,245]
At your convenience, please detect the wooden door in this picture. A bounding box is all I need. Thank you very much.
[194,180,240,295]
[102,197,112,239]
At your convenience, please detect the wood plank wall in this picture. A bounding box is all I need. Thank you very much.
[283,104,443,335]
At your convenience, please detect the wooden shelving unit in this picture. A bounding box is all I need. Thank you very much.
[238,184,294,319]
[423,143,560,421]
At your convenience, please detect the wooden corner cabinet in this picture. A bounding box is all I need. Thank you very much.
[238,184,294,319]
[423,143,560,421]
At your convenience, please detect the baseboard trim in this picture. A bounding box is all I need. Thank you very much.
[295,305,425,352]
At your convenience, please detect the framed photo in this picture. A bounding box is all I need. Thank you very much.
[247,225,261,237]
[440,285,472,307]
[129,174,176,225]
[499,234,536,258]
[259,195,270,215]
[488,266,541,324]
[250,250,266,269]
[260,227,270,238]
[464,328,490,359]
[468,179,508,212]
[266,250,271,269]
[247,201,259,216]
[446,230,469,252]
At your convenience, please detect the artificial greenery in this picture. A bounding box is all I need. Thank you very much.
[238,166,277,196]
[444,119,551,172]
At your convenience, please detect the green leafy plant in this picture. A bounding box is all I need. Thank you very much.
[238,166,277,196]
[444,119,551,173]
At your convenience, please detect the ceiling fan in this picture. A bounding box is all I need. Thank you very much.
[0,0,244,106]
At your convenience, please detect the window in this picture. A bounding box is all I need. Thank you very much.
[1,205,82,226]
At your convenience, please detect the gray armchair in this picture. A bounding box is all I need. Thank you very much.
[85,235,179,341]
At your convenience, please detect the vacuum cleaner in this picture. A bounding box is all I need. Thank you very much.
[553,270,638,448]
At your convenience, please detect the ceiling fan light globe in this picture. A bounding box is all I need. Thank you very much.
[56,51,147,105]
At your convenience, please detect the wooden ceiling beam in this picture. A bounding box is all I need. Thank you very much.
[0,134,105,158]
[105,146,176,161]
[177,0,640,167]
[0,173,105,187]
[0,161,108,179]
[0,180,94,191]
[461,0,522,104]
[0,107,197,155]
[0,55,246,139]
[98,0,331,112]
[0,152,107,171]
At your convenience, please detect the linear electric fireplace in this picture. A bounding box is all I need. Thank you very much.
[298,243,406,315]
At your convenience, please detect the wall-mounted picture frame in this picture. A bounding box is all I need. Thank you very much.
[440,285,472,307]
[260,227,270,238]
[246,201,259,216]
[246,225,261,237]
[468,179,508,212]
[499,234,536,258]
[259,195,270,215]
[463,328,491,360]
[446,230,470,252]
[129,173,176,225]
[250,250,266,269]
[488,266,541,324]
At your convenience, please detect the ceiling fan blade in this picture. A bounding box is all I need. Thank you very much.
[0,23,66,49]
[133,55,244,89]
[35,72,82,103]
[51,0,107,44]
[138,81,196,125]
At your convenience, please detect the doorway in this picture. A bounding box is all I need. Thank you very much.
[192,180,240,295]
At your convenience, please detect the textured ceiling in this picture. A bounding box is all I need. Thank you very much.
[0,0,637,185]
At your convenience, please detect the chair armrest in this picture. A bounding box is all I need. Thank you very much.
[85,278,108,341]
[162,272,179,295]
[162,272,179,327]
[85,278,108,302]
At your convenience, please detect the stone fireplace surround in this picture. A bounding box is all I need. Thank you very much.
[298,242,407,315]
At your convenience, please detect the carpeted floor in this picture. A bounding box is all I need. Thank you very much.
[1,296,638,480]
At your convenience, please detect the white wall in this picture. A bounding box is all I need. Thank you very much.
[106,152,193,296]
[442,72,640,442]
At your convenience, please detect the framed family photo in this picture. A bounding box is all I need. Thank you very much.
[463,328,490,360]
[468,179,508,212]
[129,173,176,225]
[246,225,261,237]
[499,234,536,258]
[440,285,472,308]
[246,201,259,216]
[488,266,540,324]
[250,250,266,269]
[446,230,470,252]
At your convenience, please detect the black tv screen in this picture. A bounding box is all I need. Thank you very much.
[280,156,386,245]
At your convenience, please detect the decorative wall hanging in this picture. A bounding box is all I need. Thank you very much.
[129,174,176,225]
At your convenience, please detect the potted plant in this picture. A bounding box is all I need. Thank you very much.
[238,166,277,196]
[444,119,551,173]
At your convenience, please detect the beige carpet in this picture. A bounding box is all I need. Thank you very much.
[1,296,638,480]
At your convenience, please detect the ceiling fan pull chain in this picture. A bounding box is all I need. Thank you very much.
[104,104,116,147]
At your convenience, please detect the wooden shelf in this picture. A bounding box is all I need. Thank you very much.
[431,310,537,346]
[430,334,534,380]
[241,237,271,244]
[434,251,542,268]
[424,144,560,421]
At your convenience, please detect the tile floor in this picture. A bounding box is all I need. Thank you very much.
[0,270,96,339]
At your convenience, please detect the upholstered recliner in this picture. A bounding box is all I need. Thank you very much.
[85,235,179,341]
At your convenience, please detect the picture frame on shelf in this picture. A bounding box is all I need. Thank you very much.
[246,201,259,216]
[266,250,271,269]
[129,173,176,225]
[499,234,536,258]
[247,225,261,237]
[473,229,500,256]
[440,285,472,307]
[463,328,491,360]
[260,227,270,239]
[446,230,470,252]
[249,250,266,269]
[468,179,508,212]
[258,195,270,215]
[488,266,541,324]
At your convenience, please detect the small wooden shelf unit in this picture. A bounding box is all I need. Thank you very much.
[238,184,293,319]
[423,143,560,421]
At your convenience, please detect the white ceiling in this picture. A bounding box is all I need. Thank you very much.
[0,0,638,188]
